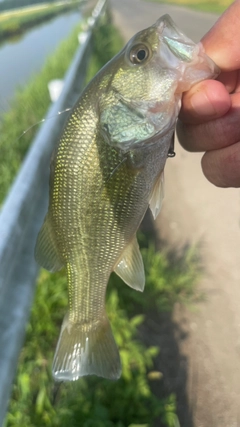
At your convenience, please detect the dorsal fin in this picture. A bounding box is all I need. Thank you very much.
[114,236,145,292]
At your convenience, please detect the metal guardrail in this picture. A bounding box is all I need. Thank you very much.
[0,0,106,423]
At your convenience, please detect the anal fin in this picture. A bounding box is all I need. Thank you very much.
[35,214,63,272]
[114,235,145,292]
[149,171,164,220]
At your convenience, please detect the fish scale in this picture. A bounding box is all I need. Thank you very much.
[35,14,219,381]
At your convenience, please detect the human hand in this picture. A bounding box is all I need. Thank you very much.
[177,0,240,187]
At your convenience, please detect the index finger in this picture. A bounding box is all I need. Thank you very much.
[202,0,240,71]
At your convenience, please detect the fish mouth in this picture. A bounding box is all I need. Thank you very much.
[155,14,220,83]
[156,14,197,62]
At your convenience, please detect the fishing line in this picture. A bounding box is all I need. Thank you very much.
[17,107,74,142]
[105,155,128,184]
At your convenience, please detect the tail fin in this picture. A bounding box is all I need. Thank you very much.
[52,314,121,381]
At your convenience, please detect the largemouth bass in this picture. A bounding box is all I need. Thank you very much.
[35,15,219,381]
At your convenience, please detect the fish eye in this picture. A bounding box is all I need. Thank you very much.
[129,44,150,65]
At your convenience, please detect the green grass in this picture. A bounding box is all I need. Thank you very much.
[0,2,79,41]
[1,10,202,427]
[144,0,232,14]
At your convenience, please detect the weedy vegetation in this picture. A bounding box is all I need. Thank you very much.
[2,10,201,427]
[144,0,232,14]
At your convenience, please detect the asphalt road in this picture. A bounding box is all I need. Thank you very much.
[110,1,240,426]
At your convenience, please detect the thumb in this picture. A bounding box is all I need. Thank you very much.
[179,80,231,124]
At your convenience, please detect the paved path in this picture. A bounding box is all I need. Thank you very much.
[111,1,240,426]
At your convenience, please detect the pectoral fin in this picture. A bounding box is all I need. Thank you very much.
[114,236,145,292]
[35,214,63,272]
[149,171,164,220]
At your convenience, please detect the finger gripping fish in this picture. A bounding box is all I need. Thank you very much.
[35,15,219,381]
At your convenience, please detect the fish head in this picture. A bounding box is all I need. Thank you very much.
[99,14,220,152]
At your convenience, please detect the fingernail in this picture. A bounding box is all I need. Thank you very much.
[190,91,216,116]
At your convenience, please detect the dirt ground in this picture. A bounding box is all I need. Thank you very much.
[111,1,240,426]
